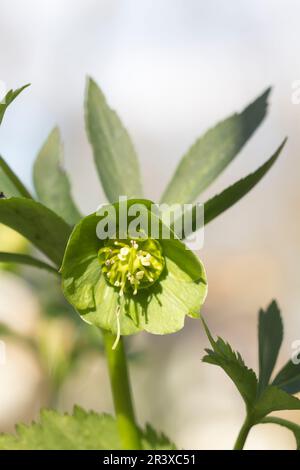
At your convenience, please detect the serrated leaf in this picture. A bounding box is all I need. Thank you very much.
[141,424,176,450]
[257,300,283,397]
[252,386,300,423]
[202,311,300,419]
[0,197,71,266]
[202,319,258,411]
[33,128,82,225]
[161,88,271,205]
[204,140,286,226]
[0,84,30,125]
[203,304,300,445]
[0,252,58,274]
[272,360,300,395]
[0,407,176,450]
[0,155,32,198]
[260,417,300,450]
[85,78,143,202]
[174,140,286,237]
[0,407,119,450]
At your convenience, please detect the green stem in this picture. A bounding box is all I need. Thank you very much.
[102,330,141,450]
[233,416,253,450]
[260,416,300,449]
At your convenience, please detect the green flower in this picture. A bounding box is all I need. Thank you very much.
[61,199,207,339]
[98,237,165,297]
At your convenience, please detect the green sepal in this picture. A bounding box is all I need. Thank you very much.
[61,199,207,335]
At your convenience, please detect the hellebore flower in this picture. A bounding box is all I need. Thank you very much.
[61,199,207,339]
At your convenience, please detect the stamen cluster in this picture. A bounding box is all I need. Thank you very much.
[98,237,165,296]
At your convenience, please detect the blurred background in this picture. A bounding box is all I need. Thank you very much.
[0,0,299,449]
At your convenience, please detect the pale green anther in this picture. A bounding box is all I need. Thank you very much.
[98,237,165,296]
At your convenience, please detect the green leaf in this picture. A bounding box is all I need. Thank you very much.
[0,155,32,198]
[272,360,300,395]
[61,199,207,336]
[0,408,119,450]
[161,88,271,205]
[202,319,258,411]
[142,424,177,450]
[252,386,300,423]
[257,300,283,397]
[203,305,300,437]
[0,197,71,266]
[0,84,30,125]
[33,128,82,225]
[204,140,286,227]
[175,140,286,237]
[85,78,143,202]
[0,407,176,450]
[0,252,58,275]
[260,417,300,450]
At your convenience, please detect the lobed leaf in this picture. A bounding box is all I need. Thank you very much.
[202,319,258,411]
[0,252,58,275]
[204,140,286,227]
[33,128,81,225]
[0,84,30,125]
[257,300,283,397]
[272,360,300,395]
[202,311,300,422]
[0,408,119,450]
[252,386,300,423]
[0,407,176,450]
[174,140,286,237]
[0,197,71,266]
[161,88,271,205]
[142,424,177,450]
[85,78,143,202]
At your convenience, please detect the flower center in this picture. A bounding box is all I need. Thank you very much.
[98,238,165,296]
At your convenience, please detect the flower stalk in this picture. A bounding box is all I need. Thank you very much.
[102,330,142,450]
[233,416,253,450]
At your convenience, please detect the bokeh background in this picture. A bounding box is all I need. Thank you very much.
[0,0,300,449]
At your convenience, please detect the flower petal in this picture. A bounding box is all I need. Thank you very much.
[61,199,207,336]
